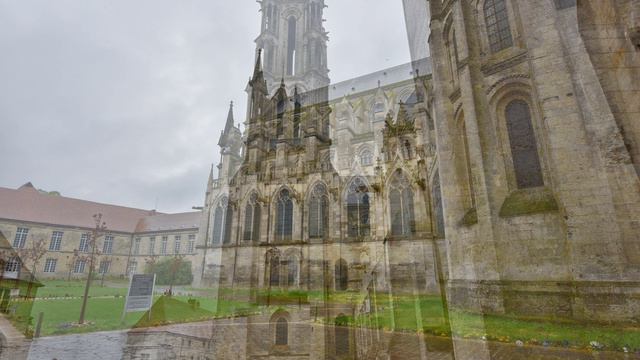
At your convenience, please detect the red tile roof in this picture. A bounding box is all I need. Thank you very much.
[0,183,199,234]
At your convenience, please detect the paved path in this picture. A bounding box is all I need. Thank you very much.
[27,330,126,360]
[3,314,638,360]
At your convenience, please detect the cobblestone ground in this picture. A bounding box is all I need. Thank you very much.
[26,330,126,360]
[3,326,638,360]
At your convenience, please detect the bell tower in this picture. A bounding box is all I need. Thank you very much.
[255,0,330,94]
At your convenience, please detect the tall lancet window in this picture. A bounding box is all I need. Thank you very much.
[275,318,288,345]
[268,251,280,286]
[485,0,513,53]
[309,184,329,239]
[223,200,234,245]
[346,178,370,238]
[389,171,416,236]
[243,193,261,242]
[276,189,294,241]
[293,99,301,138]
[264,4,273,31]
[277,100,285,136]
[212,197,229,245]
[287,17,297,75]
[505,100,544,188]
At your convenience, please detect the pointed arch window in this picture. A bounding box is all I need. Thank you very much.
[484,0,513,53]
[276,189,294,241]
[347,178,370,238]
[293,98,301,139]
[309,184,329,239]
[287,254,299,287]
[335,259,348,291]
[212,197,229,245]
[389,172,416,236]
[403,140,412,159]
[275,318,288,345]
[243,193,261,242]
[223,202,234,244]
[287,17,297,75]
[505,100,544,188]
[360,150,373,166]
[269,251,280,286]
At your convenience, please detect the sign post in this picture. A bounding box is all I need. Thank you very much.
[121,274,156,324]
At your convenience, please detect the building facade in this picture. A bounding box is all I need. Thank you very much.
[424,0,640,323]
[0,183,201,279]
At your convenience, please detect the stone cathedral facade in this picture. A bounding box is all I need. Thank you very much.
[193,0,442,299]
[124,0,640,359]
[193,0,640,323]
[425,0,640,325]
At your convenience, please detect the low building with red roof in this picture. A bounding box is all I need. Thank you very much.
[0,183,201,280]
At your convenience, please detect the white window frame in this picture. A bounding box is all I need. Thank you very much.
[44,258,57,273]
[103,235,114,254]
[13,227,29,248]
[149,236,156,255]
[79,233,90,252]
[187,234,196,254]
[74,259,86,273]
[133,237,141,255]
[161,236,168,255]
[49,231,63,251]
[174,235,181,254]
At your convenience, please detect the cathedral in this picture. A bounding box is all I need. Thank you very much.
[164,0,640,358]
[193,0,440,300]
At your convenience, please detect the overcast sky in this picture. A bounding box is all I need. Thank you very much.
[0,0,411,213]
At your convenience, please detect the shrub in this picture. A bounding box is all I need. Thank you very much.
[145,258,193,286]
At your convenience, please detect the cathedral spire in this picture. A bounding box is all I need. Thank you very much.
[224,101,234,135]
[253,49,263,80]
[218,101,238,148]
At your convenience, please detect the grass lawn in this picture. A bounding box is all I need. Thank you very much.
[351,294,640,352]
[16,292,257,337]
[11,283,640,352]
[35,279,129,298]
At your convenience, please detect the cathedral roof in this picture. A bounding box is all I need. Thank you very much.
[327,57,431,101]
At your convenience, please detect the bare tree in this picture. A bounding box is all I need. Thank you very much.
[17,235,48,296]
[17,236,48,274]
[78,214,106,324]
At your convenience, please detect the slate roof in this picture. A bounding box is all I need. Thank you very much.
[0,183,199,234]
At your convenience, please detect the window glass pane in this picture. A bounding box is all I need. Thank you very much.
[485,0,513,52]
[505,100,544,188]
[276,318,288,345]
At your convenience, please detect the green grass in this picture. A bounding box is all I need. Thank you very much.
[17,292,257,337]
[350,294,640,351]
[448,311,640,350]
[35,279,129,298]
[12,283,640,351]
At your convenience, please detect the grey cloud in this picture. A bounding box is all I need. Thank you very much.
[0,0,409,213]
